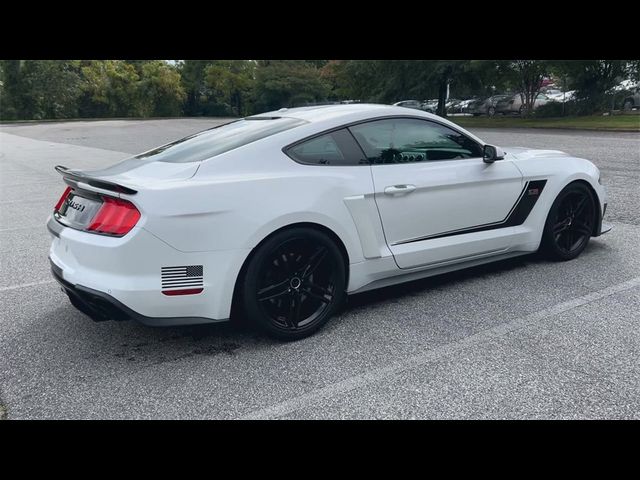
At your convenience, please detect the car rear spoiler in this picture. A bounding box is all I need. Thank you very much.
[54,165,138,195]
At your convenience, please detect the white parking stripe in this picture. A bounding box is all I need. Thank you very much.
[0,279,57,292]
[0,225,48,233]
[242,275,640,420]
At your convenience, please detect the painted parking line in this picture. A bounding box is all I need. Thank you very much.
[0,279,57,292]
[242,275,640,419]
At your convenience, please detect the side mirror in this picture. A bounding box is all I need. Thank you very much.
[483,144,505,163]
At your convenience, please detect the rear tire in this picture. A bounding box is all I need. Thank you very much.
[540,182,596,261]
[241,227,346,340]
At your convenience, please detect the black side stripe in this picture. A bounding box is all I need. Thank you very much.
[393,180,547,245]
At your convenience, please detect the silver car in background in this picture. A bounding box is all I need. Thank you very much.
[392,100,424,110]
[495,93,551,115]
[467,95,511,116]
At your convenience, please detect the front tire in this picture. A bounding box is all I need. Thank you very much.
[540,182,596,261]
[241,228,346,340]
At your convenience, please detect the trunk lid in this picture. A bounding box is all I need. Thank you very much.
[69,157,201,190]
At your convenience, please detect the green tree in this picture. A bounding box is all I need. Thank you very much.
[0,60,23,119]
[178,60,216,115]
[204,60,255,116]
[252,60,329,112]
[326,60,484,115]
[80,60,141,117]
[138,61,186,117]
[419,61,479,116]
[558,60,630,113]
[497,60,550,116]
[20,60,83,119]
[0,60,83,120]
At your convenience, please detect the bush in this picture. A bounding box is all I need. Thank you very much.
[534,101,577,117]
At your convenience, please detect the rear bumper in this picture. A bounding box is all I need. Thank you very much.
[50,258,220,326]
[47,214,249,325]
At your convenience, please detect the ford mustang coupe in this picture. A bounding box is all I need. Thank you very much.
[48,104,610,339]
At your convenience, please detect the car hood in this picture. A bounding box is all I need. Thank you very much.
[504,147,570,160]
[76,157,201,189]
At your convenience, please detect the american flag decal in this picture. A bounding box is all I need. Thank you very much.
[161,265,204,296]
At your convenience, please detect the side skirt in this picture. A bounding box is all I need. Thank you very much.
[349,250,530,295]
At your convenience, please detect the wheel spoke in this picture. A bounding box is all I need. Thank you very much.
[257,279,289,302]
[256,237,338,330]
[280,253,292,275]
[574,196,588,216]
[553,219,570,234]
[563,230,573,251]
[303,281,333,303]
[572,221,592,237]
[302,247,328,278]
[307,281,332,297]
[550,189,594,256]
[287,294,302,328]
[303,287,332,304]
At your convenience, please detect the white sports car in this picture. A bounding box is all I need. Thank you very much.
[48,104,610,339]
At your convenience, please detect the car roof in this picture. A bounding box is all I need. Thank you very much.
[246,103,487,148]
[249,103,417,123]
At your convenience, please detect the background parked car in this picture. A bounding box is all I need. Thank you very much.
[546,90,576,103]
[495,93,551,115]
[393,100,424,110]
[422,99,438,113]
[456,98,476,114]
[445,98,462,114]
[622,86,639,111]
[467,95,511,116]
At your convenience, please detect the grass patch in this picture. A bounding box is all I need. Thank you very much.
[448,114,640,131]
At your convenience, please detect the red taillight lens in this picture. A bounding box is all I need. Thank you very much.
[88,197,141,236]
[54,186,72,212]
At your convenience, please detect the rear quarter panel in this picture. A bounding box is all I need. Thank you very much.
[134,138,377,266]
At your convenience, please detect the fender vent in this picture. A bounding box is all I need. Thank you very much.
[161,265,204,296]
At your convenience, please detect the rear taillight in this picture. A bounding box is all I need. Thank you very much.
[54,186,72,212]
[87,197,141,236]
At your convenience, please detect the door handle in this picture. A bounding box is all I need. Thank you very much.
[384,184,416,195]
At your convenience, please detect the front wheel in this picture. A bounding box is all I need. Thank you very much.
[540,183,596,261]
[241,228,346,340]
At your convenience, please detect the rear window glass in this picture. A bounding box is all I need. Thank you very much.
[135,117,307,163]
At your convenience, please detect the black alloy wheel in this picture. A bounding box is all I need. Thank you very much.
[242,228,346,340]
[541,182,596,261]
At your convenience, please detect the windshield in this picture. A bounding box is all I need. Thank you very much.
[135,117,308,163]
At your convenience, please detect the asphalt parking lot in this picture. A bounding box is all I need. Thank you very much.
[1,119,639,419]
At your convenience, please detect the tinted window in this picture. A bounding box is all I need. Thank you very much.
[135,117,307,163]
[286,128,367,166]
[349,118,483,164]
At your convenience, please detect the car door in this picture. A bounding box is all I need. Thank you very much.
[349,117,524,269]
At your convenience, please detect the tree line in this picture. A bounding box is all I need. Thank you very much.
[1,60,638,121]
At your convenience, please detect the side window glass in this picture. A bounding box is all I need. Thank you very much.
[349,118,483,164]
[286,128,367,166]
